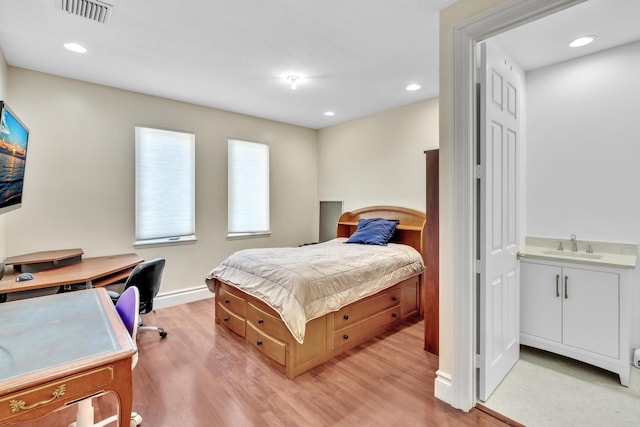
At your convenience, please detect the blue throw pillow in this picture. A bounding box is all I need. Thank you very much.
[345,218,400,246]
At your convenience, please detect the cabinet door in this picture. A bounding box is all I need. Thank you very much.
[562,267,619,358]
[520,262,562,342]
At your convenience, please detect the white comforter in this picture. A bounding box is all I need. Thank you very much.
[207,238,424,344]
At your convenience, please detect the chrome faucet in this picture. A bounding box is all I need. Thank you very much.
[570,234,578,252]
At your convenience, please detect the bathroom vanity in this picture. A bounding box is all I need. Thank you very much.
[519,237,637,386]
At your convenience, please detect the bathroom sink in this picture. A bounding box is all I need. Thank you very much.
[542,250,603,260]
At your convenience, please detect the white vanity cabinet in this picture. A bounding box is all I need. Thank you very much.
[520,259,630,386]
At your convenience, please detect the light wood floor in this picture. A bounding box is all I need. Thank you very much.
[15,298,510,427]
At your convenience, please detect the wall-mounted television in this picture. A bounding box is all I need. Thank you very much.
[0,101,29,215]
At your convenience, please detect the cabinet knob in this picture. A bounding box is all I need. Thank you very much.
[343,314,349,320]
[258,319,264,324]
[391,296,398,302]
[392,312,398,318]
[257,340,263,346]
[223,317,229,322]
[343,334,349,340]
[224,299,230,304]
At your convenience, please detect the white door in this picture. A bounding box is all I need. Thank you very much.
[477,40,524,402]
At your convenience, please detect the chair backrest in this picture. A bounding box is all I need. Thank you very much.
[123,258,165,314]
[115,285,140,341]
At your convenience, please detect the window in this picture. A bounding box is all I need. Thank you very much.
[135,126,195,245]
[228,138,270,237]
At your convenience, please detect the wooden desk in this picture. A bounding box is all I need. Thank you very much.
[0,253,144,296]
[5,248,84,273]
[0,288,137,426]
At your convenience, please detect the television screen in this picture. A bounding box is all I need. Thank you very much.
[0,101,29,215]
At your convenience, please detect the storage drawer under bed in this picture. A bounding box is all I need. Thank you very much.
[247,302,287,342]
[246,322,286,365]
[217,303,246,337]
[218,285,246,318]
[332,287,401,331]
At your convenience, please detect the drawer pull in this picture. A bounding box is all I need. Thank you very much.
[225,299,230,304]
[223,317,229,322]
[343,314,349,320]
[258,319,264,324]
[392,312,398,318]
[256,340,263,346]
[10,384,66,414]
[565,276,568,299]
[391,296,398,302]
[556,274,560,297]
[343,334,349,340]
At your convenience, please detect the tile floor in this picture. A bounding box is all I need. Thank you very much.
[483,346,640,426]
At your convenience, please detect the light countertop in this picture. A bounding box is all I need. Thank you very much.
[520,236,637,269]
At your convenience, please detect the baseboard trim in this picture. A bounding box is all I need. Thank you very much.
[434,369,453,405]
[153,285,213,309]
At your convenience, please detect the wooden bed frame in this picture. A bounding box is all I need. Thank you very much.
[206,205,426,379]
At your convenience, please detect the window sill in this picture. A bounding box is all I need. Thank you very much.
[134,235,197,248]
[226,232,271,240]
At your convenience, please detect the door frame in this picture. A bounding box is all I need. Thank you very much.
[449,0,585,411]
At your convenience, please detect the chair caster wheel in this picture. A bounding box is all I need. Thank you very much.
[159,330,167,338]
[131,412,142,426]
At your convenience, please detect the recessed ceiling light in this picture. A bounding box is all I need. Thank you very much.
[324,111,335,116]
[569,36,596,48]
[64,42,87,53]
[286,75,300,90]
[406,83,421,91]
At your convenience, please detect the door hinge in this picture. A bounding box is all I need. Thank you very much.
[476,260,483,275]
[475,164,483,179]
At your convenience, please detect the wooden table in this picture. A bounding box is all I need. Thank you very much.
[0,288,137,426]
[0,253,144,298]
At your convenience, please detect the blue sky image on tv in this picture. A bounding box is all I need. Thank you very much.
[0,102,29,212]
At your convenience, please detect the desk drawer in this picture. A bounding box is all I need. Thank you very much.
[218,303,246,337]
[218,286,246,317]
[247,302,286,342]
[333,306,401,350]
[246,322,286,365]
[0,366,114,423]
[333,288,401,331]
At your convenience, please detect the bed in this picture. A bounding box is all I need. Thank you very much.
[205,205,426,379]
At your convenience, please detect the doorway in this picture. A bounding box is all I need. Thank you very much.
[452,2,636,414]
[446,0,586,412]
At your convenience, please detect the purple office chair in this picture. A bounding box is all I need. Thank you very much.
[70,286,142,427]
[116,286,140,345]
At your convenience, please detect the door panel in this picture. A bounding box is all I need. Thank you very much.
[563,267,619,358]
[478,40,524,402]
[520,262,562,342]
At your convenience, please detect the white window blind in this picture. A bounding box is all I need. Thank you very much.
[228,139,270,235]
[135,126,195,243]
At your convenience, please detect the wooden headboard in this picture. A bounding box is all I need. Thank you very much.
[336,205,426,255]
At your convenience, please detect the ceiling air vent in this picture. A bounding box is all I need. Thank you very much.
[56,0,113,25]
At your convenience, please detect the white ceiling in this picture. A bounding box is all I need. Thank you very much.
[0,0,639,130]
[492,0,640,72]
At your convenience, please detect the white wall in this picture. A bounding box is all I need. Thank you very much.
[526,40,640,346]
[317,98,439,213]
[5,65,439,303]
[6,67,318,297]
